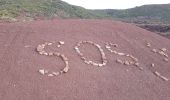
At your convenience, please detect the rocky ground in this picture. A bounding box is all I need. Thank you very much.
[0,19,170,100]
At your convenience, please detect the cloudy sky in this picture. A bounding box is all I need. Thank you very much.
[62,0,170,9]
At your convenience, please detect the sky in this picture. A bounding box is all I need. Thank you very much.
[62,0,170,9]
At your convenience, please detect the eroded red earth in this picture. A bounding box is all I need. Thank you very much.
[0,19,170,100]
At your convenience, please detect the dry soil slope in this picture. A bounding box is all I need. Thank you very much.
[0,19,170,100]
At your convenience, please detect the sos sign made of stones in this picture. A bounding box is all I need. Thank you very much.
[36,40,141,77]
[36,41,169,81]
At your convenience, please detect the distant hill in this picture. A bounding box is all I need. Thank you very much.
[0,0,103,20]
[1,0,170,24]
[94,4,170,24]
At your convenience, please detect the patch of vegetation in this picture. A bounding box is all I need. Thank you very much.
[0,0,103,20]
[1,0,170,25]
[94,4,170,24]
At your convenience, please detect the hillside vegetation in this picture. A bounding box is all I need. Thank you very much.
[1,0,170,24]
[94,4,170,24]
[0,0,103,20]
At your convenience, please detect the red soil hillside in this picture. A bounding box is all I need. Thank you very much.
[0,19,170,100]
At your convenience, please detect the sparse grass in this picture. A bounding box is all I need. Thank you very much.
[0,0,103,20]
[94,4,170,24]
[1,0,170,25]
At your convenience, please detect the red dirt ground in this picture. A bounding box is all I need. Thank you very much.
[0,19,170,100]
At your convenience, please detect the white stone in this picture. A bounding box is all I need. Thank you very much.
[63,67,69,73]
[124,61,130,65]
[152,49,157,53]
[74,47,78,50]
[158,51,165,55]
[92,63,98,66]
[54,52,60,56]
[59,41,65,45]
[160,76,169,81]
[88,61,93,64]
[154,71,161,76]
[146,43,151,47]
[44,52,48,56]
[98,64,103,67]
[57,45,61,48]
[52,72,60,76]
[48,74,54,77]
[161,48,167,52]
[39,69,45,75]
[118,53,125,56]
[47,43,52,46]
[116,59,123,64]
[106,45,111,49]
[163,58,169,62]
[134,63,139,67]
[151,63,155,67]
[112,51,117,54]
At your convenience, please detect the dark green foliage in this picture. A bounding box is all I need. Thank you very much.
[0,0,102,20]
[94,4,170,24]
[1,0,170,24]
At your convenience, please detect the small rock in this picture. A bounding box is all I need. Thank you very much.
[112,50,118,54]
[44,52,48,56]
[132,57,138,62]
[48,52,53,56]
[163,58,169,62]
[117,53,125,56]
[158,51,166,56]
[63,67,69,73]
[154,71,161,76]
[160,76,169,81]
[96,44,101,48]
[54,52,60,56]
[151,63,155,67]
[84,60,90,64]
[134,63,140,67]
[138,67,144,70]
[81,57,86,60]
[65,61,69,66]
[48,74,54,77]
[92,63,98,66]
[37,46,44,52]
[151,49,157,53]
[98,64,103,67]
[102,63,106,66]
[124,61,130,65]
[88,61,93,64]
[47,43,52,46]
[57,45,61,48]
[74,47,79,50]
[52,72,60,76]
[63,56,68,61]
[161,48,167,52]
[105,45,111,49]
[126,54,130,57]
[39,51,43,54]
[39,69,45,75]
[59,41,65,45]
[153,71,169,81]
[116,59,123,64]
[146,43,151,47]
